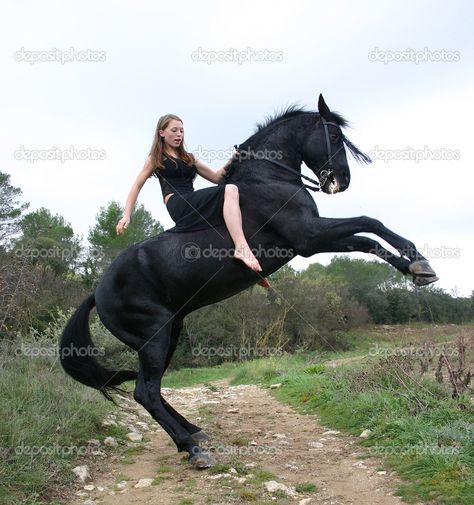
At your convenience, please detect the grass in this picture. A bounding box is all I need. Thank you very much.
[230,436,250,446]
[161,323,473,505]
[124,445,146,456]
[207,461,277,483]
[227,353,473,505]
[161,361,239,388]
[0,349,120,505]
[115,472,133,483]
[2,322,471,504]
[152,475,166,485]
[295,482,317,493]
[177,498,194,505]
[237,489,259,501]
[209,463,280,503]
[156,463,173,474]
[203,382,219,392]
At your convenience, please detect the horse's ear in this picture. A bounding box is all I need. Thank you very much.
[318,94,331,119]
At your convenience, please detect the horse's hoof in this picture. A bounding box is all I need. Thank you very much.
[191,430,210,444]
[189,448,216,469]
[413,275,439,287]
[408,260,436,277]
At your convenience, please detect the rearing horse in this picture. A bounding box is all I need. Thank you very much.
[60,94,438,467]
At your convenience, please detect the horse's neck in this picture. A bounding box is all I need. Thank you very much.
[226,115,311,185]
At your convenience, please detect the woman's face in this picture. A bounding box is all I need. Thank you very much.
[159,119,184,149]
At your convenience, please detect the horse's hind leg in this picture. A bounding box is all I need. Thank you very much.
[132,309,214,467]
[160,317,210,443]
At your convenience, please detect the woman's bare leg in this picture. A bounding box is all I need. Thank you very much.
[222,184,261,270]
[222,185,271,287]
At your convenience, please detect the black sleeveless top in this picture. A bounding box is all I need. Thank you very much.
[152,155,197,199]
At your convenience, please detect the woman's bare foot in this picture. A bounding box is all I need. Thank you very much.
[234,245,262,272]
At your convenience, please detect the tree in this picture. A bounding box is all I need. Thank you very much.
[385,288,416,323]
[10,207,82,275]
[83,201,164,287]
[268,263,298,282]
[1,245,88,340]
[321,256,406,306]
[0,171,29,245]
[298,261,326,280]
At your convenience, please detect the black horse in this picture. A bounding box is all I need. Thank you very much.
[60,94,437,467]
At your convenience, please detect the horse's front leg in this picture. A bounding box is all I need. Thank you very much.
[313,235,438,285]
[287,215,438,285]
[315,235,412,275]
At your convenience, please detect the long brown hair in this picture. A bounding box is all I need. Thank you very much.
[148,114,195,173]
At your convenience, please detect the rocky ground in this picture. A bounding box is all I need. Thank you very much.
[66,379,427,505]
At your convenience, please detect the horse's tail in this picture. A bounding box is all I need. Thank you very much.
[59,293,138,402]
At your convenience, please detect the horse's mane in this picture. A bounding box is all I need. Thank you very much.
[237,104,371,165]
[254,104,315,132]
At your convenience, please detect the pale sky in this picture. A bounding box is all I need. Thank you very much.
[1,0,473,296]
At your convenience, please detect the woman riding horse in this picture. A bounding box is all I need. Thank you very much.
[115,114,270,288]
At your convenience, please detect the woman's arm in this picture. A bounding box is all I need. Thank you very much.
[116,155,155,235]
[195,155,235,184]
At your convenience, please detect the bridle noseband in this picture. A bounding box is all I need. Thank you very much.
[233,117,340,192]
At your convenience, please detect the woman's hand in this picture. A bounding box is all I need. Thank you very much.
[116,215,130,235]
[219,148,240,181]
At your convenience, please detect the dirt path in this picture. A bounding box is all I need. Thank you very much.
[68,380,425,505]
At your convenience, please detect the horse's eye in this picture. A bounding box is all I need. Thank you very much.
[330,133,341,142]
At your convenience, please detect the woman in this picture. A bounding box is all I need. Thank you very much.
[116,114,270,288]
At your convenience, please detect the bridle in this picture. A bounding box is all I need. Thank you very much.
[233,117,341,192]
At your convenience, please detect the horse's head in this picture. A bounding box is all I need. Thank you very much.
[301,94,371,194]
